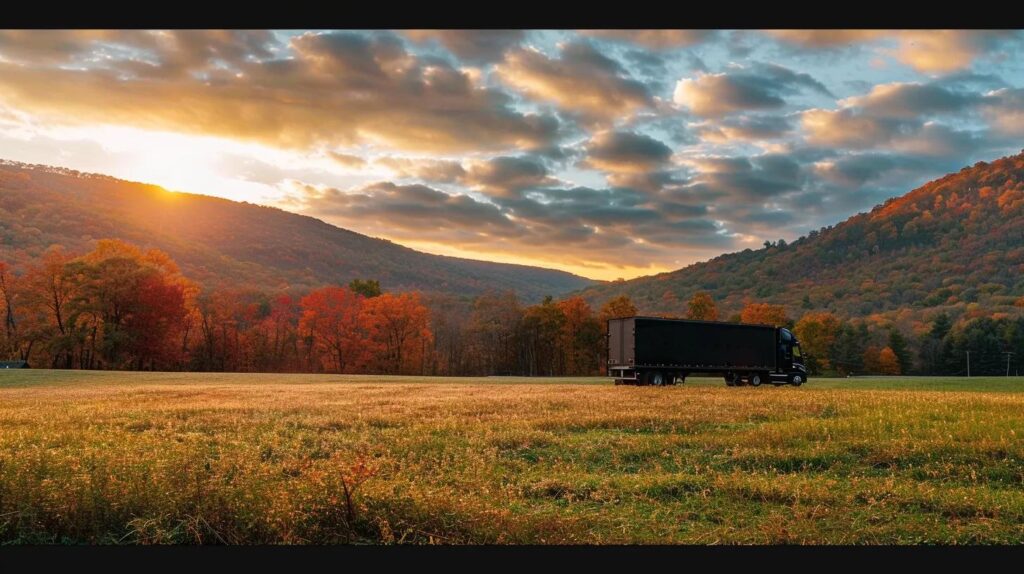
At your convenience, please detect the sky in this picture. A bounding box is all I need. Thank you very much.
[1,30,1023,280]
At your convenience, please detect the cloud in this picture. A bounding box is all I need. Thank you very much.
[0,30,279,73]
[800,108,909,149]
[0,31,560,154]
[765,30,887,48]
[402,30,526,63]
[583,130,673,174]
[700,115,792,142]
[767,30,1021,73]
[891,31,1018,73]
[889,123,983,158]
[580,30,717,49]
[980,88,1024,136]
[463,155,557,196]
[375,156,466,183]
[606,170,687,194]
[841,82,981,118]
[281,177,739,276]
[328,152,368,169]
[495,41,654,122]
[673,64,832,118]
[290,181,519,240]
[684,153,804,200]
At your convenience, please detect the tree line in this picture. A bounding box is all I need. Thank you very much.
[3,239,1023,376]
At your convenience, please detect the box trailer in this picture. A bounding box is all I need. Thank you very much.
[607,316,808,387]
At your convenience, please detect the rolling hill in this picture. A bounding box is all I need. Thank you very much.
[0,160,593,301]
[577,150,1024,330]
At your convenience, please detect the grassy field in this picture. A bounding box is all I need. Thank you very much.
[1,370,1023,544]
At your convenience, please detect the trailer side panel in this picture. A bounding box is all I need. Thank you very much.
[632,318,776,371]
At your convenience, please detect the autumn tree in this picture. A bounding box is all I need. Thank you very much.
[599,295,637,324]
[793,312,842,374]
[60,240,191,370]
[557,296,602,376]
[362,292,432,375]
[299,287,367,373]
[249,294,300,372]
[863,345,882,374]
[660,290,680,318]
[518,296,566,376]
[0,261,25,360]
[467,291,522,375]
[740,303,789,327]
[686,292,718,321]
[420,292,474,376]
[877,347,901,375]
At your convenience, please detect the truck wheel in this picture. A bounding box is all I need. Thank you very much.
[651,371,666,386]
[790,374,804,386]
[724,372,738,387]
[749,372,763,387]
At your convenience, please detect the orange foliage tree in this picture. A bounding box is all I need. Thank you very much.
[598,295,637,325]
[557,296,602,376]
[793,312,842,373]
[740,302,789,327]
[686,292,718,321]
[362,292,433,375]
[877,347,901,375]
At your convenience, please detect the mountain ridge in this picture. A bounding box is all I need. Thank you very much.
[0,159,594,301]
[576,150,1024,332]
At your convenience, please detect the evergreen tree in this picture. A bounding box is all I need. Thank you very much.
[830,322,866,375]
[887,327,913,375]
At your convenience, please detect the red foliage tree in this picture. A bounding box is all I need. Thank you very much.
[299,287,367,373]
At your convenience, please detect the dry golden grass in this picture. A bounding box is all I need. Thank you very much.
[1,370,1024,544]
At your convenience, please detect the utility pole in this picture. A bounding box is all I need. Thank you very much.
[1006,351,1015,377]
[966,351,970,377]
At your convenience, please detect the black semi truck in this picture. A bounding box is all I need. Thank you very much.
[607,316,808,387]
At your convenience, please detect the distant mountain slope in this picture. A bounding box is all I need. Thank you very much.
[0,160,593,301]
[578,151,1024,326]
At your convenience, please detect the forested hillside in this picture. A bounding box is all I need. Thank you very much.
[579,151,1024,338]
[0,160,592,302]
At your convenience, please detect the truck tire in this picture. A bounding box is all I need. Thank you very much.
[749,372,763,387]
[790,373,805,387]
[651,370,667,386]
[724,372,739,387]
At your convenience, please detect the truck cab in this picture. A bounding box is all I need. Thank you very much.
[775,328,808,385]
